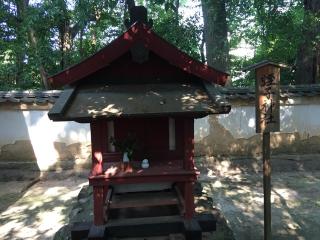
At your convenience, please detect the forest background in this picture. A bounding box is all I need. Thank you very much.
[0,0,319,90]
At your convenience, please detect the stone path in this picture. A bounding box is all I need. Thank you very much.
[0,177,87,240]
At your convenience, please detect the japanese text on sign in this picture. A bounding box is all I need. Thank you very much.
[256,66,280,133]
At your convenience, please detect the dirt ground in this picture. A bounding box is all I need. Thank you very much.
[197,155,320,240]
[0,172,87,240]
[1,155,320,240]
[200,171,320,240]
[0,180,36,213]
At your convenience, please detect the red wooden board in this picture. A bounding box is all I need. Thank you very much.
[112,117,184,162]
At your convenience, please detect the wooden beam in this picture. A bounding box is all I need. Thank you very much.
[251,61,280,240]
[90,121,105,176]
[71,222,91,240]
[202,81,231,114]
[88,224,106,240]
[110,191,179,209]
[89,171,198,186]
[71,213,217,239]
[263,132,271,240]
[184,181,195,219]
[184,219,202,240]
[174,184,186,216]
[196,213,217,232]
[47,88,76,120]
[93,186,105,226]
[106,215,184,237]
[182,119,196,220]
[104,187,113,223]
[183,118,195,170]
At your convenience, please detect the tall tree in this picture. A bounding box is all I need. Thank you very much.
[0,0,49,88]
[14,0,27,86]
[2,0,318,89]
[295,0,320,84]
[201,0,229,72]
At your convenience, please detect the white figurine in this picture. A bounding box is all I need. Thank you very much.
[141,159,149,169]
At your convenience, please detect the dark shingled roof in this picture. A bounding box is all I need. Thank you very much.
[48,82,231,122]
[221,84,320,100]
[1,84,320,105]
[0,90,60,104]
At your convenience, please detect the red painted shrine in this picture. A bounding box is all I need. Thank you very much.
[48,6,231,239]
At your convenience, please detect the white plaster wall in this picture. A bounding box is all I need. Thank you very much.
[1,102,320,168]
[195,104,320,141]
[0,110,90,146]
[0,110,90,170]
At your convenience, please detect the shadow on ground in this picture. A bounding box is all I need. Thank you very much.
[0,172,87,240]
[197,155,320,240]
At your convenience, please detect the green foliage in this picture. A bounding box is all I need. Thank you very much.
[110,134,138,160]
[229,0,306,86]
[0,0,202,90]
[150,3,202,61]
[0,0,317,89]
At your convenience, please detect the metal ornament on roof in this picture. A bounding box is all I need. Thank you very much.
[124,0,153,28]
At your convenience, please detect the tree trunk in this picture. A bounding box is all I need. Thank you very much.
[200,30,205,63]
[28,28,50,89]
[15,32,25,86]
[15,0,50,89]
[201,0,229,72]
[79,28,84,58]
[295,0,320,84]
[14,0,27,87]
[170,0,180,24]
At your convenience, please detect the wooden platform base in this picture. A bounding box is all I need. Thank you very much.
[110,190,179,209]
[71,214,216,240]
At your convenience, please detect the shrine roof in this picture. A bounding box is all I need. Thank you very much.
[48,22,229,88]
[48,82,231,122]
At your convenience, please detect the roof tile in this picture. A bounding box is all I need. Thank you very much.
[0,84,320,105]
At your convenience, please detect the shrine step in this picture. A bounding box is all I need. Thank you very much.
[71,214,216,240]
[109,205,180,219]
[110,190,179,209]
[106,215,184,237]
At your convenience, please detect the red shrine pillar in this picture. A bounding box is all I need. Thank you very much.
[90,121,108,225]
[183,118,195,219]
[90,121,107,175]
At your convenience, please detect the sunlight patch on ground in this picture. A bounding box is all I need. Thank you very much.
[0,178,87,240]
[201,170,320,240]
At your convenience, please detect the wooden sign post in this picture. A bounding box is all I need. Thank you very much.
[244,61,281,240]
[255,63,280,134]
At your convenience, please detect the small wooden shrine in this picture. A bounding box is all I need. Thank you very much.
[48,5,230,240]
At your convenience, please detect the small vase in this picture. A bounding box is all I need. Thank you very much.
[123,152,129,163]
[122,152,130,171]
